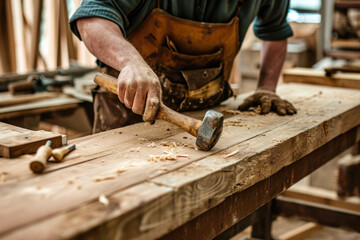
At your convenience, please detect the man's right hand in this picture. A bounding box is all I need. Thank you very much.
[117,61,161,122]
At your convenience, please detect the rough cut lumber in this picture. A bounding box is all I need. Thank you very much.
[0,122,63,158]
[0,84,359,239]
[283,67,360,89]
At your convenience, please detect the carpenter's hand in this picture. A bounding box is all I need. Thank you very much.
[238,90,297,115]
[117,62,161,122]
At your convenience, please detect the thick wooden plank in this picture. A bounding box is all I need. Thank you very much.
[0,122,63,158]
[283,67,360,89]
[0,84,359,239]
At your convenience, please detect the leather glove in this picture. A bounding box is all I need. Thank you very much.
[238,90,297,116]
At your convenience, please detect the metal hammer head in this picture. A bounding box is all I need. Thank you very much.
[196,110,224,151]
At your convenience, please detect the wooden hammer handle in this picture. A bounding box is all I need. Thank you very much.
[94,72,202,137]
[29,140,52,174]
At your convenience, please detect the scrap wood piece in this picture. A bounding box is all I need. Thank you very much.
[0,122,63,158]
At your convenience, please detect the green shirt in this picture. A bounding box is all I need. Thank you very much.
[70,0,293,45]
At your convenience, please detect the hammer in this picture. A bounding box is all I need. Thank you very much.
[94,73,224,151]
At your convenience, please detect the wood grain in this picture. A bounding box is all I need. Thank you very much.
[0,84,359,239]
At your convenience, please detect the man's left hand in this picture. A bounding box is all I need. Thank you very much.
[238,90,297,116]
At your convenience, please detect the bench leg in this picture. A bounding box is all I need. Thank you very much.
[251,201,273,240]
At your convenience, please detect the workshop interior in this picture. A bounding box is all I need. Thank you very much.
[0,0,360,239]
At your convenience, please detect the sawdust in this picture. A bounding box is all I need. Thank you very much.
[68,180,74,185]
[77,185,82,190]
[148,142,156,148]
[98,194,109,206]
[138,138,148,141]
[93,175,116,182]
[129,147,141,152]
[148,146,189,162]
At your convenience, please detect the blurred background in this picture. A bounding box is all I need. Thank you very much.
[0,0,360,239]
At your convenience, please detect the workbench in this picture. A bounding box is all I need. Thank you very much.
[0,83,359,240]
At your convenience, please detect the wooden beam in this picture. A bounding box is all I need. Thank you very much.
[275,196,360,233]
[283,67,360,89]
[282,185,360,213]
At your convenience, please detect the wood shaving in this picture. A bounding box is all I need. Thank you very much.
[147,142,156,148]
[224,149,239,158]
[148,147,189,162]
[138,138,148,141]
[129,147,141,152]
[159,141,177,147]
[98,194,109,206]
[221,109,242,115]
[93,175,116,182]
[101,159,105,163]
[159,167,168,171]
[116,167,126,174]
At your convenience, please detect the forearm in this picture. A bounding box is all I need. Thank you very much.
[76,17,145,71]
[257,39,287,92]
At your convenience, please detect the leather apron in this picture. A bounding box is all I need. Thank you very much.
[93,7,240,133]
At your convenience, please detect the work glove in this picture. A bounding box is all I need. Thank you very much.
[238,90,297,116]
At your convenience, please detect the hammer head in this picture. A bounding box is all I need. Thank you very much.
[196,110,224,151]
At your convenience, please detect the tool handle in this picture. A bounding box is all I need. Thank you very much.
[94,72,202,137]
[29,141,52,174]
[52,144,76,162]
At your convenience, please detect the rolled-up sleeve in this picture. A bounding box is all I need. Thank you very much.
[69,0,144,40]
[253,0,293,41]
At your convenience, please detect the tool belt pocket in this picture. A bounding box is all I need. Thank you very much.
[158,36,232,111]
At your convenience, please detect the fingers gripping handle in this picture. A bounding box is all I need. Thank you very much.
[94,73,202,137]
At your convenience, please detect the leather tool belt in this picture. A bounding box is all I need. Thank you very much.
[103,8,240,112]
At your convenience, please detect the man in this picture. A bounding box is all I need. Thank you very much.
[70,0,297,132]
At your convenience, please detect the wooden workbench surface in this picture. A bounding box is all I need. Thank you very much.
[0,83,360,240]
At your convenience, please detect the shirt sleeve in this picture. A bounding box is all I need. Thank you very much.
[69,0,149,40]
[253,0,293,41]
